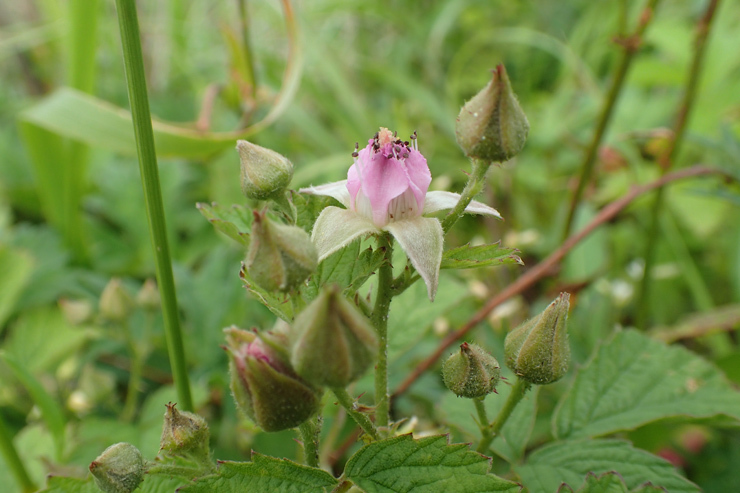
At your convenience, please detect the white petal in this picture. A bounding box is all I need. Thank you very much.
[385,217,443,301]
[311,206,378,262]
[423,191,502,219]
[299,180,351,208]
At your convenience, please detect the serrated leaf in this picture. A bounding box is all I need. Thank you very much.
[344,434,520,493]
[438,370,539,463]
[39,474,189,493]
[239,263,293,322]
[305,240,385,300]
[197,202,253,246]
[558,471,630,493]
[293,192,335,234]
[177,454,338,492]
[553,329,740,439]
[441,242,523,270]
[515,439,698,493]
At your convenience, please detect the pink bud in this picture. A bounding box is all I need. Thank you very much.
[346,128,432,227]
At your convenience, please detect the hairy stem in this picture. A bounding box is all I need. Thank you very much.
[478,379,531,454]
[372,233,394,434]
[473,397,491,453]
[441,158,490,233]
[114,0,193,410]
[393,165,729,397]
[636,0,721,329]
[332,388,380,441]
[563,0,661,239]
[298,418,320,468]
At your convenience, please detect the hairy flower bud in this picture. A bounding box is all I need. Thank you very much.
[237,140,293,200]
[505,292,571,385]
[225,327,322,432]
[456,64,529,162]
[89,442,146,493]
[246,210,317,292]
[442,342,501,398]
[99,278,134,322]
[290,286,378,388]
[159,402,211,465]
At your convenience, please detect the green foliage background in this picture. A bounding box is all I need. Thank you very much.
[1,0,740,491]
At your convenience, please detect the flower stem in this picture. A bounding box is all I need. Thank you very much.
[372,233,394,434]
[114,0,193,410]
[562,0,661,240]
[441,158,490,233]
[0,413,36,493]
[331,388,380,441]
[298,418,320,468]
[472,397,492,453]
[477,378,531,454]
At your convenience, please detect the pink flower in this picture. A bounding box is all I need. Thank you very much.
[300,128,502,301]
[347,128,431,227]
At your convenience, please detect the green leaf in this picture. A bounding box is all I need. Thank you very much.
[344,434,520,493]
[0,353,66,461]
[0,245,34,333]
[440,242,523,270]
[437,369,539,464]
[178,454,338,492]
[238,263,293,322]
[197,202,253,247]
[3,306,90,373]
[388,275,466,362]
[558,471,667,493]
[306,240,385,300]
[515,439,698,493]
[553,329,740,439]
[39,474,189,493]
[560,472,629,493]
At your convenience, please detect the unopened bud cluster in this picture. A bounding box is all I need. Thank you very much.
[89,442,146,493]
[237,140,293,200]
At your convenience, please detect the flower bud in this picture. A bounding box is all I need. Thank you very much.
[136,278,160,311]
[159,402,211,464]
[290,286,378,388]
[237,140,293,200]
[456,64,529,162]
[442,342,501,398]
[505,292,571,385]
[246,210,318,292]
[99,278,134,322]
[89,442,146,493]
[225,327,322,432]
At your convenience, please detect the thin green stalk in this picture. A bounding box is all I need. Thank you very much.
[563,0,661,240]
[441,158,490,233]
[298,419,320,468]
[236,0,258,100]
[332,388,380,441]
[0,413,36,493]
[636,0,720,329]
[372,233,394,434]
[473,397,492,453]
[477,378,531,454]
[115,0,193,410]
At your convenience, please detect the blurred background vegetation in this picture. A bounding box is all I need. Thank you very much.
[1,0,740,491]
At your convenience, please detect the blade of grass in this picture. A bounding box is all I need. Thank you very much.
[0,412,36,493]
[114,0,193,411]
